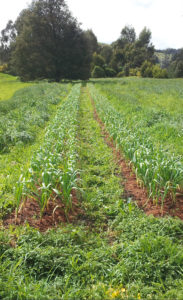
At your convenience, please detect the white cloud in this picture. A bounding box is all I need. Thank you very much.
[0,0,182,49]
[66,0,183,49]
[132,0,153,8]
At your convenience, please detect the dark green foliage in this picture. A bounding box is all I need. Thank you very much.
[99,44,113,64]
[91,52,105,69]
[106,26,156,76]
[104,67,116,77]
[136,27,152,47]
[175,61,183,77]
[141,61,168,78]
[91,66,105,78]
[84,29,98,57]
[117,70,125,77]
[0,20,16,65]
[9,0,91,81]
[116,25,136,48]
[141,60,153,77]
[168,49,183,78]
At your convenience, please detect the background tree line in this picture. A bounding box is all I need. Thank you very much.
[0,0,182,81]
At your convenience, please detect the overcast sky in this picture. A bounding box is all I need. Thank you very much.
[0,0,182,49]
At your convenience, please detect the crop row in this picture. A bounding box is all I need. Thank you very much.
[0,83,69,152]
[15,84,81,217]
[88,84,183,205]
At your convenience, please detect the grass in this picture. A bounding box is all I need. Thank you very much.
[78,86,123,225]
[0,82,69,152]
[0,73,32,101]
[0,80,183,299]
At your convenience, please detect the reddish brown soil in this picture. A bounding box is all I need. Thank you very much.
[3,190,83,232]
[88,89,183,221]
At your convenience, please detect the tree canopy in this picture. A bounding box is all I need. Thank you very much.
[1,0,94,81]
[0,2,180,80]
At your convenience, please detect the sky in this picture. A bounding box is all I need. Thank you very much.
[0,0,183,49]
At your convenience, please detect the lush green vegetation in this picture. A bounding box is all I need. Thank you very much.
[92,78,183,156]
[0,1,92,81]
[0,79,183,299]
[0,78,70,218]
[1,0,178,81]
[0,73,32,101]
[16,84,80,217]
[89,78,183,203]
[0,81,69,152]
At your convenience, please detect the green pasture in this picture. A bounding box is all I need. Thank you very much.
[0,73,32,101]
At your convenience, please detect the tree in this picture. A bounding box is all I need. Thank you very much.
[104,67,116,77]
[91,65,105,78]
[0,20,16,64]
[99,44,113,65]
[169,49,183,78]
[111,26,155,74]
[152,65,168,78]
[84,29,98,56]
[120,25,136,44]
[10,0,91,81]
[109,49,125,72]
[136,27,151,47]
[91,52,105,69]
[114,25,136,50]
[134,27,155,67]
[140,60,153,77]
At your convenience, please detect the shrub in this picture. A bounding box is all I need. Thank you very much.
[0,64,8,73]
[104,67,116,77]
[91,66,105,78]
[141,60,153,77]
[117,64,130,77]
[117,71,125,77]
[152,65,168,78]
[129,68,140,76]
[91,52,105,69]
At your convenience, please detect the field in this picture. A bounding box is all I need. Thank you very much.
[0,73,32,101]
[0,74,183,299]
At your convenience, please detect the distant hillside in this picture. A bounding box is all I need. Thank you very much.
[154,48,178,68]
